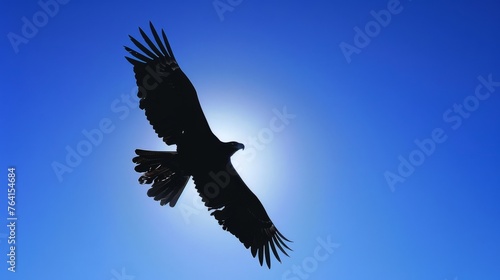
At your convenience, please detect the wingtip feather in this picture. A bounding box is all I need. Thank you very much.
[264,243,271,268]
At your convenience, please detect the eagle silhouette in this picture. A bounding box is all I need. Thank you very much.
[125,22,291,268]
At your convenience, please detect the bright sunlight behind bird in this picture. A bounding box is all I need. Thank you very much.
[124,22,292,268]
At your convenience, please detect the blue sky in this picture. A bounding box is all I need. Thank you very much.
[1,0,500,279]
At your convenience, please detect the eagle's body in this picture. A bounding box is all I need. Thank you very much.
[125,22,291,268]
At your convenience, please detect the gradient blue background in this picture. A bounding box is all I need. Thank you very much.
[2,0,500,279]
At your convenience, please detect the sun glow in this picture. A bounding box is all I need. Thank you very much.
[202,99,290,206]
[136,87,293,225]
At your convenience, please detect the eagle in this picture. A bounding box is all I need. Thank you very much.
[124,22,291,268]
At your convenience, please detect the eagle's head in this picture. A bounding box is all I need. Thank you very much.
[225,141,245,156]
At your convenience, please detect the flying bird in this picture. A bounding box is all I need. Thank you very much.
[125,22,291,268]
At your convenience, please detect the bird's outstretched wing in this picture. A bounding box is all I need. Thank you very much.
[124,22,215,145]
[193,163,292,268]
[126,23,291,268]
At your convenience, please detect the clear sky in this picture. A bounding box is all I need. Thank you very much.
[2,0,500,279]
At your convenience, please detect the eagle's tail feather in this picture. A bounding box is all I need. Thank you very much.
[133,149,190,207]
